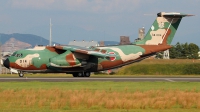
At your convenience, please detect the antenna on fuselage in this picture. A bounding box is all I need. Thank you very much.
[49,18,52,46]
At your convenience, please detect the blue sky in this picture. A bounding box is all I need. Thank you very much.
[0,0,200,45]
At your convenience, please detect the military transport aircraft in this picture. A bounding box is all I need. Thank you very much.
[3,12,193,77]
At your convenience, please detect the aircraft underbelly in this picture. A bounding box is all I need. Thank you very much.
[98,53,155,71]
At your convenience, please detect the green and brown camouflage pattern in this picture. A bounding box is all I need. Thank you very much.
[134,12,193,45]
[4,12,193,74]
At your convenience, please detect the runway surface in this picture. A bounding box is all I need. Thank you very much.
[1,77,200,82]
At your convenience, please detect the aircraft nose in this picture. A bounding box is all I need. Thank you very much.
[3,58,10,69]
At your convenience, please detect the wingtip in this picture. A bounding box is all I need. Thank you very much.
[187,14,195,16]
[184,14,195,17]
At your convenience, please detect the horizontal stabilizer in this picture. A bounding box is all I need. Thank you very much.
[157,12,194,17]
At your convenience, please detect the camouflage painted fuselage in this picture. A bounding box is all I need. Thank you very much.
[4,12,193,74]
[7,44,171,73]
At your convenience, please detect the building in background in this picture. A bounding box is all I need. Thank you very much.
[99,41,105,46]
[119,36,131,45]
[139,27,145,40]
[68,40,99,48]
[134,27,145,42]
[163,50,170,59]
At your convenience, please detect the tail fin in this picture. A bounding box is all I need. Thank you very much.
[134,12,194,45]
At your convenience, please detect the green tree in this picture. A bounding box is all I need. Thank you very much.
[182,43,190,59]
[188,43,199,59]
[175,42,183,58]
[155,52,163,59]
[169,46,177,59]
[169,42,199,59]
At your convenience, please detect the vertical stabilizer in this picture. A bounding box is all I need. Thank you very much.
[134,12,194,45]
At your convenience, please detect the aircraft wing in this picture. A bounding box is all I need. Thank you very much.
[55,45,116,59]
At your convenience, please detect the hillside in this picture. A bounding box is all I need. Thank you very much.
[0,33,119,52]
[1,38,32,52]
[0,33,59,52]
[0,33,57,46]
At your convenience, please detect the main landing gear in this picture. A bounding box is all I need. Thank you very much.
[72,72,91,77]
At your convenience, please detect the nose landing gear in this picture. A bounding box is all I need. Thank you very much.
[18,71,24,77]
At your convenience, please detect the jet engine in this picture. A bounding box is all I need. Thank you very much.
[49,50,82,68]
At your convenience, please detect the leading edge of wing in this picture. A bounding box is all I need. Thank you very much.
[54,45,117,60]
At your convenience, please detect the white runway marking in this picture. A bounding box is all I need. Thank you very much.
[165,79,175,82]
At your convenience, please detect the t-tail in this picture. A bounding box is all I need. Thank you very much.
[134,12,194,45]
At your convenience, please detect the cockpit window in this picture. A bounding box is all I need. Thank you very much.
[17,54,23,57]
[12,53,23,57]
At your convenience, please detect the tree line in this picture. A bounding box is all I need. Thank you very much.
[156,42,200,59]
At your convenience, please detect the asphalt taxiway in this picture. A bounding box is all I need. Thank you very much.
[0,77,200,82]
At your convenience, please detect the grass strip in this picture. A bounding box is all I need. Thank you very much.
[0,82,200,111]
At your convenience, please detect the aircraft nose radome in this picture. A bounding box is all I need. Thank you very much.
[3,58,10,69]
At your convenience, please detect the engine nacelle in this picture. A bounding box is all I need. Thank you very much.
[49,50,81,68]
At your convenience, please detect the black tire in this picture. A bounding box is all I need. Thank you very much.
[78,72,83,77]
[72,73,78,77]
[18,71,24,77]
[84,72,91,77]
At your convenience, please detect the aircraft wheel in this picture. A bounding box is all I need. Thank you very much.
[72,73,78,77]
[78,72,84,77]
[84,72,91,77]
[18,71,24,77]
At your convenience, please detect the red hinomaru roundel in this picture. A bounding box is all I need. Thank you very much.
[108,52,116,61]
